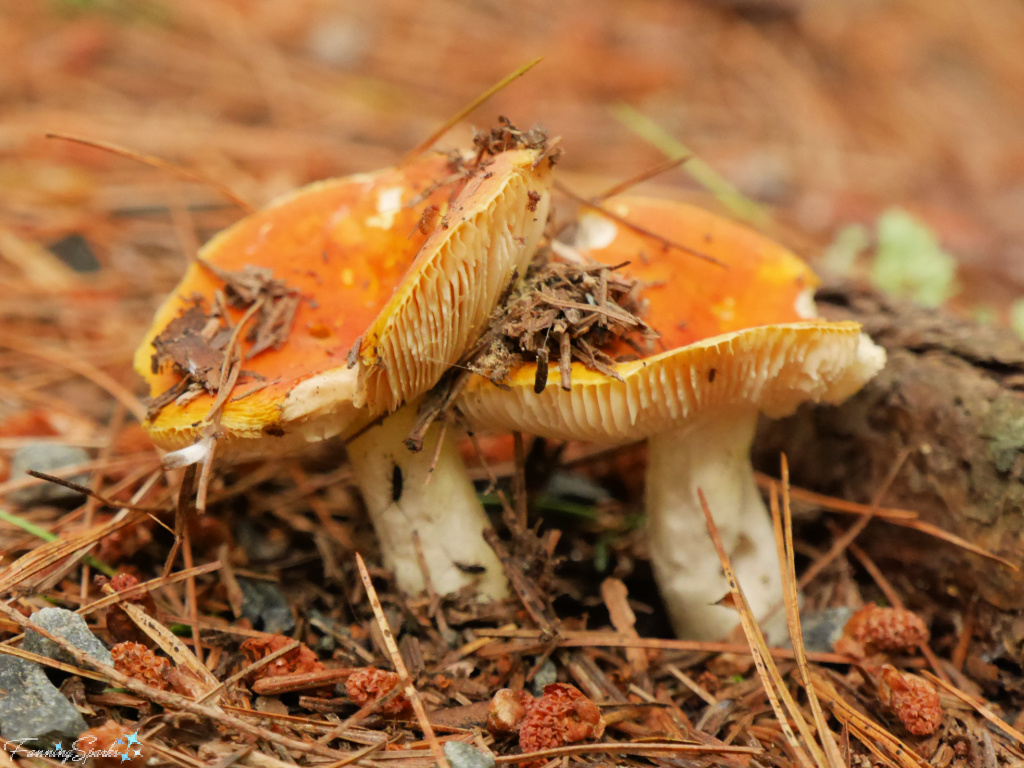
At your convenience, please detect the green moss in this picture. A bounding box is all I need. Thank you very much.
[986,408,1024,474]
[870,208,958,307]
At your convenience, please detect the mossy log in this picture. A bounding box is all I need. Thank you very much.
[754,279,1024,611]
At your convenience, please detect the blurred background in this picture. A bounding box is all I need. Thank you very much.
[5,0,1024,316]
[4,0,1024,454]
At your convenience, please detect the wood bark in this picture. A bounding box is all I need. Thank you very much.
[753,279,1024,612]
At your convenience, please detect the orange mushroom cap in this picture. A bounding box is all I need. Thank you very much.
[458,197,883,442]
[570,197,818,350]
[136,149,552,453]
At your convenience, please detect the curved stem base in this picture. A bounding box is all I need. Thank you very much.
[346,404,507,600]
[646,408,787,642]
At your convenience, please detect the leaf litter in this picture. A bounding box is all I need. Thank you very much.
[1,8,1023,768]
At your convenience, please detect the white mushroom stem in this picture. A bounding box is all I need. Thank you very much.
[645,406,787,642]
[345,402,507,600]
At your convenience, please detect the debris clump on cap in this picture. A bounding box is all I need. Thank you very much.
[470,255,658,393]
[406,254,657,450]
[471,116,558,163]
[146,263,301,420]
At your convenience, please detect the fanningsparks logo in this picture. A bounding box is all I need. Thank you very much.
[3,729,143,763]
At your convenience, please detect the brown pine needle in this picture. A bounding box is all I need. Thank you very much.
[142,640,304,745]
[45,132,254,214]
[592,154,692,202]
[473,626,853,662]
[0,643,108,684]
[319,739,391,768]
[887,518,1018,570]
[354,552,450,768]
[922,670,1024,747]
[202,295,266,429]
[179,519,203,662]
[513,431,528,532]
[0,336,148,422]
[0,562,224,648]
[24,469,167,514]
[492,741,761,763]
[401,56,544,165]
[554,180,726,268]
[767,450,909,614]
[754,471,1017,569]
[410,529,452,640]
[164,463,197,579]
[665,665,717,706]
[117,599,220,691]
[771,459,845,768]
[696,488,818,768]
[753,471,918,520]
[0,509,147,595]
[81,563,221,617]
[812,674,922,768]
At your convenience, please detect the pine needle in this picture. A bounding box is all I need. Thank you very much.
[0,600,350,761]
[771,458,845,768]
[922,670,1024,747]
[0,507,116,577]
[611,103,770,227]
[354,552,450,768]
[401,56,544,165]
[45,132,254,214]
[695,488,818,768]
[592,154,691,202]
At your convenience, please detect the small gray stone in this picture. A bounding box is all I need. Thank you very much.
[9,443,89,505]
[794,607,856,654]
[543,471,612,505]
[24,608,112,667]
[48,234,101,274]
[238,578,295,634]
[531,657,558,696]
[443,741,496,768]
[0,655,87,746]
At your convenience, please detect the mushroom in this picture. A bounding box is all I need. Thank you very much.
[136,147,553,599]
[456,198,885,639]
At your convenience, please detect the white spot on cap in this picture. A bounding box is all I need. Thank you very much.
[573,212,618,252]
[712,296,736,322]
[550,240,586,264]
[794,287,817,319]
[366,186,404,230]
[246,221,275,255]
